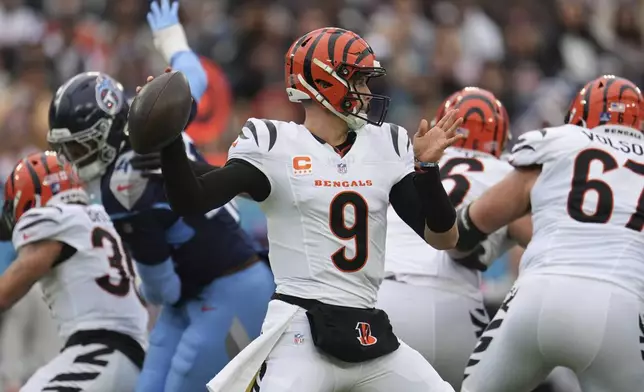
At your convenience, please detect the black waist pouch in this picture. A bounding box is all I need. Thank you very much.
[273,293,400,363]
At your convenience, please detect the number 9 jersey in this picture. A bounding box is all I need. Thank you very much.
[509,124,644,298]
[227,118,414,308]
[11,203,148,345]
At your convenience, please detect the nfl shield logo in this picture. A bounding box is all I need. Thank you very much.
[51,182,60,194]
[337,162,347,174]
[95,75,123,116]
[599,112,611,122]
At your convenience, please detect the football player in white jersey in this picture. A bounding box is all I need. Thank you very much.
[0,152,148,391]
[377,87,531,390]
[135,28,465,391]
[454,75,644,392]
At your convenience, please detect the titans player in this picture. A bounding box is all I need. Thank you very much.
[47,1,275,391]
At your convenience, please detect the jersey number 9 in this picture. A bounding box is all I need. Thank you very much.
[329,191,369,272]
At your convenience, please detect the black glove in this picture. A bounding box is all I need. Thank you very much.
[455,205,488,252]
[452,243,488,272]
[0,207,14,242]
[131,152,162,179]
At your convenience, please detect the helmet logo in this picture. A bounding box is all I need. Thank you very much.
[609,102,626,113]
[95,75,123,116]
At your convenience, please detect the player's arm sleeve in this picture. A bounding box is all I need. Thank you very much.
[389,130,456,239]
[170,51,207,103]
[153,15,207,102]
[160,118,272,216]
[113,205,180,306]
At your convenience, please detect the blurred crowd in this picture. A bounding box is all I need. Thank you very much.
[1,0,644,388]
[3,0,644,171]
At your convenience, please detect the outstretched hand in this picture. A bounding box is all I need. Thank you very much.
[413,109,465,163]
[147,0,180,32]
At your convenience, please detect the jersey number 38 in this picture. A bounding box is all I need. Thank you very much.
[92,227,142,302]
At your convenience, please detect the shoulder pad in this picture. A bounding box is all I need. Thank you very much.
[227,118,281,171]
[384,123,412,159]
[509,125,577,167]
[12,205,85,250]
[238,118,279,153]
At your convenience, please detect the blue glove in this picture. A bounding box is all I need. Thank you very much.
[147,0,179,32]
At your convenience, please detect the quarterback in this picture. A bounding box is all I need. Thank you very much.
[456,75,644,392]
[0,152,147,391]
[138,28,464,391]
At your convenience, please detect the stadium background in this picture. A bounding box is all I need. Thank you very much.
[0,0,640,390]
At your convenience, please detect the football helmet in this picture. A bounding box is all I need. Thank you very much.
[566,75,643,130]
[432,87,510,157]
[285,27,390,130]
[48,72,128,181]
[1,151,87,235]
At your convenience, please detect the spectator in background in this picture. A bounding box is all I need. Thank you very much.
[0,0,44,48]
[0,44,50,179]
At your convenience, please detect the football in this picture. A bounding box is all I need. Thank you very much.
[127,70,192,154]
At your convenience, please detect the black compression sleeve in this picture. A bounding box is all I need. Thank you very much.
[189,160,220,176]
[389,169,457,238]
[412,167,456,233]
[389,174,427,239]
[160,137,271,216]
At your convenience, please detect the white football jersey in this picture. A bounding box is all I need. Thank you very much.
[385,147,514,296]
[227,118,414,307]
[12,203,148,345]
[510,124,644,299]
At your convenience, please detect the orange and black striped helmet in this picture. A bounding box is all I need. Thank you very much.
[2,152,84,229]
[285,27,390,130]
[431,87,510,157]
[566,75,643,130]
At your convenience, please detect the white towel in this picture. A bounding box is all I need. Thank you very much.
[207,300,300,392]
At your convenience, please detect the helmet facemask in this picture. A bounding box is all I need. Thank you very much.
[334,63,389,129]
[48,117,117,182]
[288,58,390,130]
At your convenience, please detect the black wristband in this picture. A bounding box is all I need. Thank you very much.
[412,166,456,233]
[455,204,488,252]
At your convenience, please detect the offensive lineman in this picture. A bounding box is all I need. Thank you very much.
[136,28,463,391]
[0,152,147,391]
[455,75,644,391]
[377,87,530,390]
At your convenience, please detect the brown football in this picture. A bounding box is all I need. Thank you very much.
[127,70,192,154]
